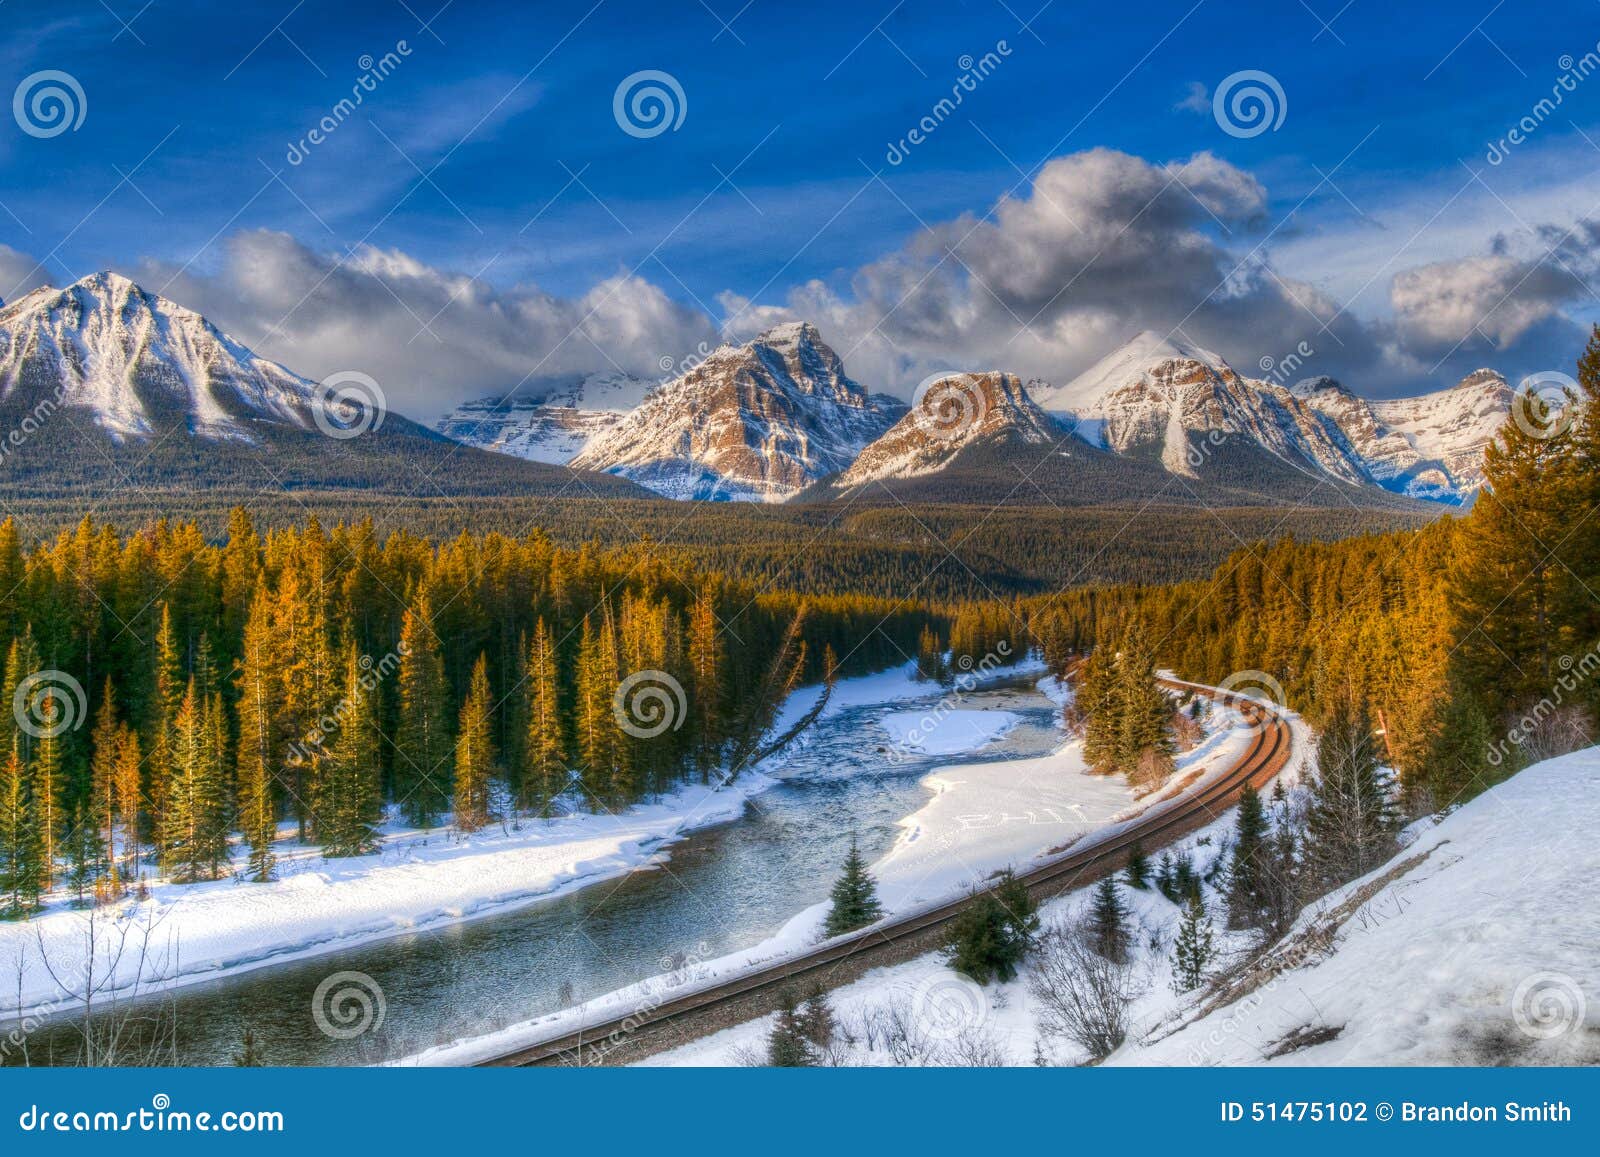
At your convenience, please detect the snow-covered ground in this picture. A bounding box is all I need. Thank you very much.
[0,657,1031,1021]
[0,773,774,1017]
[404,677,1257,1066]
[649,743,1599,1068]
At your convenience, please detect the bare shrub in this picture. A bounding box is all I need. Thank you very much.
[1508,703,1594,766]
[1027,922,1140,1062]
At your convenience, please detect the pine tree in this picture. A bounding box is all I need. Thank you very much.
[453,654,495,832]
[62,803,102,905]
[30,704,63,891]
[395,589,450,827]
[1124,840,1149,889]
[574,615,615,805]
[1225,784,1268,929]
[687,585,724,773]
[1171,891,1214,992]
[1423,683,1494,807]
[148,602,183,852]
[915,623,944,683]
[944,869,1039,983]
[823,837,884,937]
[89,680,123,894]
[1305,700,1395,892]
[765,990,816,1067]
[523,618,565,815]
[235,593,280,881]
[318,645,382,856]
[0,738,42,917]
[1087,875,1130,962]
[161,680,228,881]
[113,727,143,884]
[232,1027,265,1067]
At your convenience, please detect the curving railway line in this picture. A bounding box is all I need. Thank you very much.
[476,678,1293,1067]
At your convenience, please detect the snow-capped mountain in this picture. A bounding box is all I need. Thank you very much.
[1034,331,1372,485]
[0,272,648,498]
[1293,369,1512,500]
[570,322,905,501]
[832,372,1060,488]
[0,271,326,442]
[436,371,655,465]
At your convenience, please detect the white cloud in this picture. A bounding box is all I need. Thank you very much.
[138,231,719,420]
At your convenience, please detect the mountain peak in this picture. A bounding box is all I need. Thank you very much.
[1031,330,1232,417]
[1455,368,1509,392]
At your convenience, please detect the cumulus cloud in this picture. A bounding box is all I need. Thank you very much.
[1390,221,1600,367]
[139,231,719,420]
[724,148,1394,392]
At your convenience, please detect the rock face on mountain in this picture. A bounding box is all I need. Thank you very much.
[832,372,1059,488]
[0,271,327,442]
[1033,331,1372,486]
[570,322,905,501]
[0,272,648,498]
[1293,369,1512,499]
[436,371,654,465]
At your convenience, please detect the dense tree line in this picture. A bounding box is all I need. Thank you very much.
[1023,328,1600,810]
[0,514,931,915]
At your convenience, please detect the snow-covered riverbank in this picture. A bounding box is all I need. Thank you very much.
[0,658,1037,1021]
[402,676,1254,1066]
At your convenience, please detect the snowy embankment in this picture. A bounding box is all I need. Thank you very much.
[0,658,1028,1020]
[650,741,1598,1068]
[404,676,1254,1066]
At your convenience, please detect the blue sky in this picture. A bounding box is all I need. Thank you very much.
[4,0,1600,415]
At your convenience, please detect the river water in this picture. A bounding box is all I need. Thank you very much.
[16,678,1064,1067]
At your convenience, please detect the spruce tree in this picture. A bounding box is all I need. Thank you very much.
[113,727,143,883]
[765,990,815,1067]
[0,738,42,917]
[395,589,450,827]
[89,680,122,894]
[523,618,565,815]
[944,869,1039,983]
[1088,875,1131,962]
[453,654,495,832]
[62,803,102,905]
[1171,891,1214,993]
[235,593,280,880]
[687,585,724,773]
[1124,840,1149,889]
[1305,700,1395,892]
[823,837,883,936]
[30,703,63,890]
[1225,784,1268,929]
[319,646,382,857]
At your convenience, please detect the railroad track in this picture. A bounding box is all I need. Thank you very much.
[478,679,1293,1067]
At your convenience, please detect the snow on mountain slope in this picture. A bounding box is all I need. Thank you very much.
[0,271,321,443]
[1292,370,1511,500]
[436,371,654,465]
[832,372,1059,487]
[1036,332,1373,484]
[571,322,905,501]
[1123,747,1600,1066]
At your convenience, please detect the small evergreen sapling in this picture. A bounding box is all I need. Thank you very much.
[824,837,883,937]
[1171,892,1214,993]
